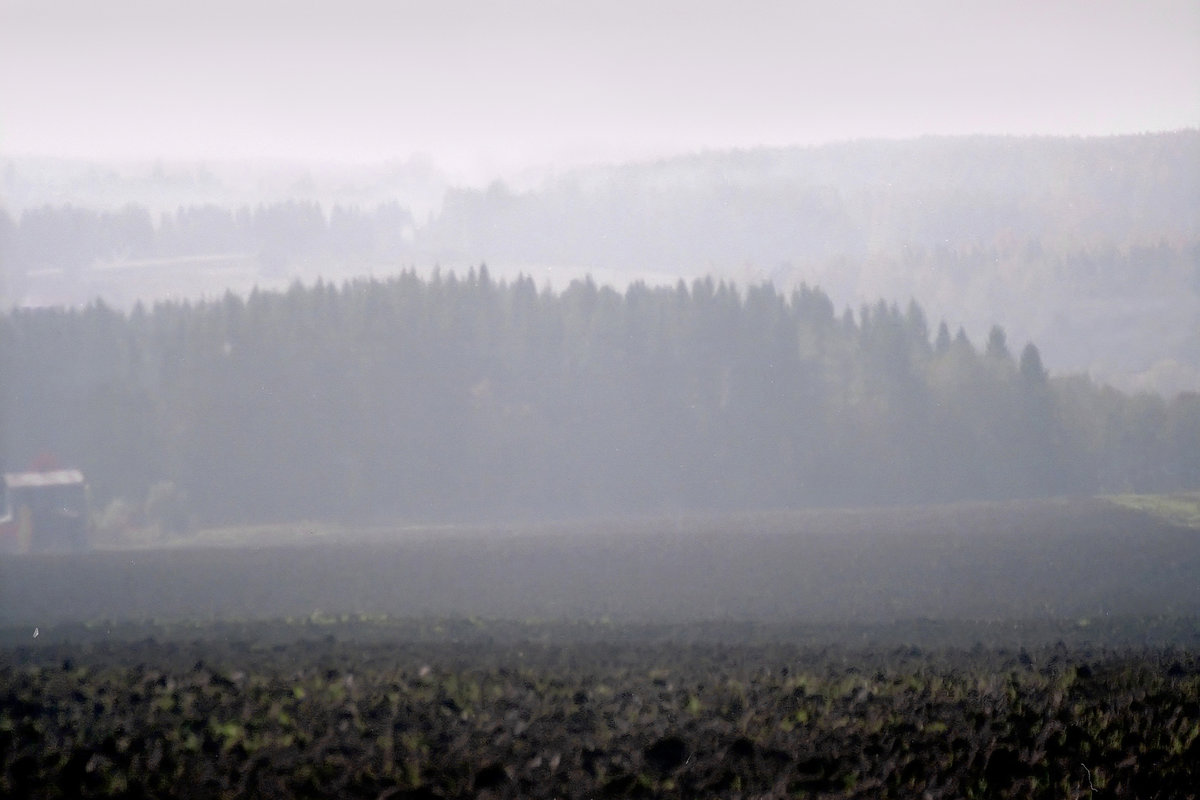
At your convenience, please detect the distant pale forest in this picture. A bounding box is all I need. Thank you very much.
[3,132,1198,395]
[2,270,1197,527]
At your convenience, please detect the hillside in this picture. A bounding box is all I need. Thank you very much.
[3,132,1198,394]
[422,133,1200,394]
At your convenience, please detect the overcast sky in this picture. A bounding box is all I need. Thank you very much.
[1,0,1197,180]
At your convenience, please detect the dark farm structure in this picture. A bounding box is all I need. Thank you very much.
[0,469,90,553]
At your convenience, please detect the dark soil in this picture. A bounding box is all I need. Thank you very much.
[2,619,1198,799]
[2,498,1197,797]
[2,497,1198,625]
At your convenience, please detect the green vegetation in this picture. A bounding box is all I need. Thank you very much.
[1106,492,1200,529]
[3,269,1198,528]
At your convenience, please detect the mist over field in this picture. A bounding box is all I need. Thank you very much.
[0,0,1195,558]
[0,0,1198,575]
[3,3,1200,797]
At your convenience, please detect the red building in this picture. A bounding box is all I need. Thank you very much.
[0,470,90,553]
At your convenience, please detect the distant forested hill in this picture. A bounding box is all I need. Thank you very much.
[2,271,1196,527]
[2,132,1198,393]
[427,133,1198,264]
[421,132,1200,395]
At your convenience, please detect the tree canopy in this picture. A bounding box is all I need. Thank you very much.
[2,271,1196,526]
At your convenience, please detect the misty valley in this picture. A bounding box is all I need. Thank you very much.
[2,134,1199,798]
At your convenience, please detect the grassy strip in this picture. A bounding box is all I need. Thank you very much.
[1104,491,1200,529]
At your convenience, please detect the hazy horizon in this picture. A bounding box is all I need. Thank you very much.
[2,0,1198,183]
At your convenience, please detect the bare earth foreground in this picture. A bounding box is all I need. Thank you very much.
[2,497,1198,798]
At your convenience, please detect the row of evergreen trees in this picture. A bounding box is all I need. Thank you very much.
[0,200,414,276]
[2,269,1197,526]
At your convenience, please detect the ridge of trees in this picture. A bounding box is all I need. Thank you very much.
[6,133,1196,278]
[2,270,1196,527]
[3,132,1198,395]
[0,200,414,277]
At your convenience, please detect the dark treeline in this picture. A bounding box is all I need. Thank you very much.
[0,200,414,277]
[2,270,1198,527]
[5,134,1198,399]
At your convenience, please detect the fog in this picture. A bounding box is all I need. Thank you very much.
[1,0,1199,630]
[3,0,1197,173]
[5,10,1200,800]
[4,134,1198,394]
